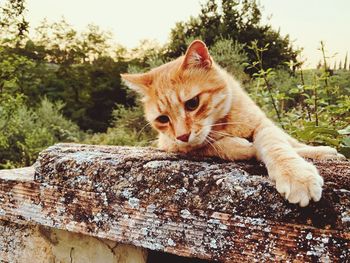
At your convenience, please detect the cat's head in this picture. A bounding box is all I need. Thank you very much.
[121,40,233,150]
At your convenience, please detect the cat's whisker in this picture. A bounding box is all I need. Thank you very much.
[204,121,256,129]
[205,138,217,155]
[146,138,158,145]
[137,122,152,139]
[209,135,224,153]
[205,135,221,157]
[210,122,255,128]
[210,130,239,138]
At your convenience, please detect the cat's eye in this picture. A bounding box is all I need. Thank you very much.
[185,96,200,111]
[156,115,170,124]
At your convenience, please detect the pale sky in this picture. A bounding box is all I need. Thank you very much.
[26,0,350,68]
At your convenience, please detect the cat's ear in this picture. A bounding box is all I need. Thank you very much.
[181,40,212,70]
[120,73,152,94]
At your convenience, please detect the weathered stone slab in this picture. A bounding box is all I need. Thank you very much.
[0,220,147,263]
[0,143,349,262]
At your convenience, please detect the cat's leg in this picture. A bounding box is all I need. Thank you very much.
[286,134,345,160]
[202,137,256,160]
[253,120,324,207]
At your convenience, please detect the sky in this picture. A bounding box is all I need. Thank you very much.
[25,0,350,68]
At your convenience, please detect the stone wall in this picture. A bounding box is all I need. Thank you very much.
[0,143,349,262]
[0,221,147,263]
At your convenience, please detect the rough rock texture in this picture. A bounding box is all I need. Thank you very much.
[0,220,147,263]
[0,143,349,262]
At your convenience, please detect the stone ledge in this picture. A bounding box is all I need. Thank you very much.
[0,143,349,262]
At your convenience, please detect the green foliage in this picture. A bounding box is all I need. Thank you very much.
[166,0,297,72]
[0,0,349,170]
[247,41,283,125]
[0,0,28,43]
[0,94,83,168]
[209,38,249,82]
[0,45,43,101]
[247,42,350,158]
[85,105,156,147]
[34,19,113,64]
[0,18,132,132]
[35,20,135,132]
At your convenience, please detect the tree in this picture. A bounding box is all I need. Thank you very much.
[166,0,297,73]
[0,45,42,99]
[83,57,131,132]
[12,19,135,132]
[344,52,348,70]
[0,0,28,45]
[209,38,249,82]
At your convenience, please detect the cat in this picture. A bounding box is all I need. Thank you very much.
[121,40,345,207]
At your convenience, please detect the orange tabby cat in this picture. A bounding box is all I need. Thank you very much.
[121,40,345,207]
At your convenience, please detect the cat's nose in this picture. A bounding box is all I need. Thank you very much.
[177,133,190,142]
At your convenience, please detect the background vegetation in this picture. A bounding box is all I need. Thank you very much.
[1,0,349,168]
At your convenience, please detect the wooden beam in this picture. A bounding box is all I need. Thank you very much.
[0,143,349,262]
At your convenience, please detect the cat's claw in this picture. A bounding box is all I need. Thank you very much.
[273,161,324,207]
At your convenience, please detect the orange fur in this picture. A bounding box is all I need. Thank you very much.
[121,40,345,207]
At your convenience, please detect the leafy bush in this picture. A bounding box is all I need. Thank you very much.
[209,38,249,82]
[85,105,156,147]
[0,95,83,168]
[246,42,350,157]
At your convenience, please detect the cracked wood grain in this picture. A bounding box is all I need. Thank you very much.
[0,143,349,262]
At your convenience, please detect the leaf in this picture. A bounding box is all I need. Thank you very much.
[338,126,350,135]
[301,93,310,99]
[300,126,339,137]
[289,88,299,94]
[339,146,350,158]
[320,137,340,147]
[266,68,273,74]
[341,136,350,147]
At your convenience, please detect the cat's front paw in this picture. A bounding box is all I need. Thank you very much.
[297,146,346,160]
[272,160,324,207]
[322,152,346,160]
[315,146,346,160]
